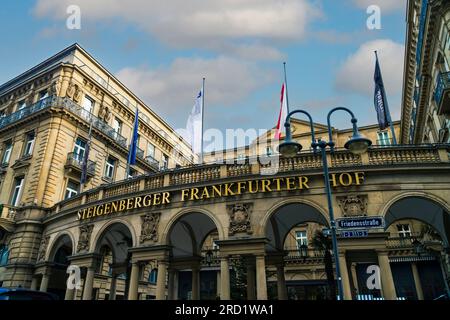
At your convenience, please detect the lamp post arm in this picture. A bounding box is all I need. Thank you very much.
[326,107,359,149]
[284,109,316,149]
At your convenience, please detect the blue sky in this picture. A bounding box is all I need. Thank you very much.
[0,0,407,136]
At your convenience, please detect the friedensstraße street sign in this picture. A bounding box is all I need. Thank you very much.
[340,230,369,238]
[336,217,384,230]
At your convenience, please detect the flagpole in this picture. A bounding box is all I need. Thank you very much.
[283,62,290,114]
[375,51,397,145]
[200,77,205,164]
[81,114,93,192]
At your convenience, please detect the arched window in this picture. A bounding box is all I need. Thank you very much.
[148,268,158,284]
[0,245,9,266]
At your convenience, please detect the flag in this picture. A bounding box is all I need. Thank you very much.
[186,88,203,155]
[128,107,139,166]
[275,83,288,140]
[374,54,389,130]
[80,141,90,184]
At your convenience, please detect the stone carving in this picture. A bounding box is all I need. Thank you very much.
[66,82,75,98]
[48,80,61,96]
[337,195,368,217]
[77,224,94,253]
[38,235,50,261]
[140,212,160,243]
[66,82,83,102]
[98,104,111,122]
[227,203,253,236]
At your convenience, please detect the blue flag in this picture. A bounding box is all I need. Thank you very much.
[128,108,139,166]
[374,54,389,130]
[80,141,90,184]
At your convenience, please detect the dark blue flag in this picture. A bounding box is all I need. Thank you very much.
[374,54,389,130]
[80,141,90,184]
[128,108,139,166]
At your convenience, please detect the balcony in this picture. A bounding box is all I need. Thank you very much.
[284,247,326,264]
[434,71,450,115]
[145,155,159,171]
[65,152,96,178]
[0,96,54,130]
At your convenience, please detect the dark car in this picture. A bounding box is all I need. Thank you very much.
[0,288,59,300]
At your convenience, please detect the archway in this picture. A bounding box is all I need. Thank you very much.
[94,222,133,300]
[264,202,331,300]
[384,196,450,300]
[47,234,74,299]
[167,212,219,300]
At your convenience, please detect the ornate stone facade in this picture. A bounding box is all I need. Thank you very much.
[140,212,160,243]
[227,203,253,236]
[37,235,50,261]
[77,224,94,253]
[337,195,368,217]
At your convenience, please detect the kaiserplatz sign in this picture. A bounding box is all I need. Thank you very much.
[77,171,365,221]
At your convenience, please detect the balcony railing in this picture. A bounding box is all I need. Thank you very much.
[65,152,96,176]
[145,155,159,170]
[284,247,326,263]
[386,233,443,249]
[434,71,450,115]
[136,146,144,159]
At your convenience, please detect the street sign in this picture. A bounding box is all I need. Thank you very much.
[340,230,368,238]
[336,216,384,230]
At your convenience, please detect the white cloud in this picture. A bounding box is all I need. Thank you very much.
[34,0,321,52]
[335,39,404,97]
[351,0,407,13]
[115,56,275,127]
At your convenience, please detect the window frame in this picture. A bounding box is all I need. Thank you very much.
[23,131,36,157]
[104,156,116,180]
[2,140,13,165]
[295,230,308,248]
[64,179,80,200]
[10,176,24,207]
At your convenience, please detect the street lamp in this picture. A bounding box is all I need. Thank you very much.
[205,249,214,266]
[278,106,372,300]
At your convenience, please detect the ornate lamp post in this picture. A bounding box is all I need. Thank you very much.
[278,107,372,300]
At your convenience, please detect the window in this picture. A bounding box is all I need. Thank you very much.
[0,245,9,266]
[82,95,94,113]
[73,138,86,162]
[104,157,116,179]
[39,90,48,101]
[237,154,245,161]
[17,100,27,111]
[397,224,412,238]
[162,154,169,169]
[10,176,24,206]
[128,168,137,178]
[113,118,122,134]
[266,146,273,156]
[148,269,158,284]
[377,131,391,146]
[295,231,308,248]
[23,131,35,157]
[65,180,80,199]
[2,140,13,165]
[147,143,155,158]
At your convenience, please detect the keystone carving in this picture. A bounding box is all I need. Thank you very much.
[77,224,94,253]
[227,203,253,236]
[37,235,50,261]
[337,195,368,217]
[140,212,160,243]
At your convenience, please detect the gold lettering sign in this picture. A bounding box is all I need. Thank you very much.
[77,172,364,221]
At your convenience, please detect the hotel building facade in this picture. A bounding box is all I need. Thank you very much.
[0,0,450,299]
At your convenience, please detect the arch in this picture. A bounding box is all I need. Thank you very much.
[47,231,75,262]
[161,207,225,245]
[92,220,135,265]
[163,208,223,259]
[382,193,450,247]
[263,198,330,252]
[91,218,137,253]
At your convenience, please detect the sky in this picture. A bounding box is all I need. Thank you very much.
[0,0,407,142]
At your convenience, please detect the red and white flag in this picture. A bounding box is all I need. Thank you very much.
[275,83,288,140]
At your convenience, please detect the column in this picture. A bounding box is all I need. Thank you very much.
[156,261,168,300]
[30,277,38,291]
[168,269,176,300]
[220,257,230,300]
[128,263,140,300]
[338,252,352,300]
[109,275,118,300]
[191,266,200,300]
[40,273,50,292]
[255,255,267,300]
[247,264,256,300]
[350,263,359,295]
[411,263,424,300]
[276,265,287,300]
[82,267,95,300]
[377,251,397,300]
